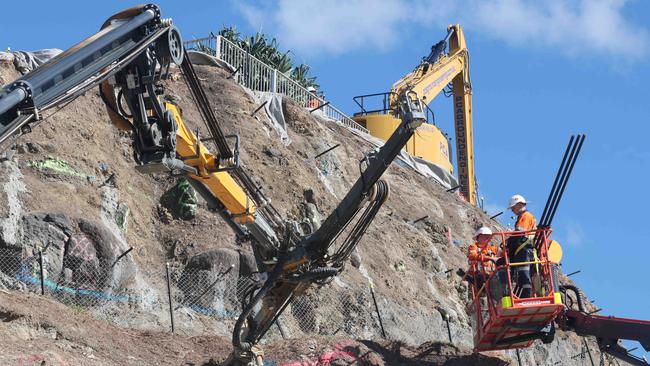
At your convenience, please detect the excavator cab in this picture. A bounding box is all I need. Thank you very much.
[468,228,565,351]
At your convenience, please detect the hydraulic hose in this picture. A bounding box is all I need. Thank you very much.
[231,257,286,351]
[560,284,584,312]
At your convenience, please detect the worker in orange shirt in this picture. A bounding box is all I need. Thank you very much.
[465,226,498,294]
[510,194,536,231]
[307,86,321,109]
[506,194,537,298]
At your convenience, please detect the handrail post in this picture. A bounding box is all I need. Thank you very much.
[246,51,251,89]
[502,233,515,299]
[215,35,222,60]
[271,69,277,93]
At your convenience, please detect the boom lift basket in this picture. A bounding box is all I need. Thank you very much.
[468,228,564,351]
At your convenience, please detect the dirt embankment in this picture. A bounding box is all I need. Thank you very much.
[0,290,511,366]
[0,58,612,366]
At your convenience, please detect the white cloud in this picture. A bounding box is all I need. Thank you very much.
[559,220,587,247]
[236,0,649,62]
[236,0,453,57]
[471,0,648,61]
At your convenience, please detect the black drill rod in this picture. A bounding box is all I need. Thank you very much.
[542,135,580,227]
[314,144,341,159]
[165,262,175,333]
[539,135,575,226]
[546,134,585,226]
[38,249,45,295]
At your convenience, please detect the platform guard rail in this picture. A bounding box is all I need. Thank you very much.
[467,228,563,350]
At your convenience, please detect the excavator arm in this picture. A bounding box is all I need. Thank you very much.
[389,25,476,205]
[227,92,427,365]
[560,310,650,365]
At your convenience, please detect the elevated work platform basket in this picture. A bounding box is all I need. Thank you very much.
[467,228,564,351]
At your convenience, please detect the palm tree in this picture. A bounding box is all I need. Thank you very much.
[218,26,241,44]
[291,64,319,89]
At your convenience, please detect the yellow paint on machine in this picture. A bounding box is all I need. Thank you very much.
[353,113,453,174]
[166,103,256,224]
[353,25,476,204]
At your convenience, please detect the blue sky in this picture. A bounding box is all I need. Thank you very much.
[2,0,649,359]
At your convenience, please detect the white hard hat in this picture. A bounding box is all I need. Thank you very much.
[307,86,316,92]
[474,226,493,238]
[508,194,527,208]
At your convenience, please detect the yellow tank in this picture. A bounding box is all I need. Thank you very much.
[353,113,453,174]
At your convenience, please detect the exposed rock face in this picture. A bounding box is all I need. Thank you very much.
[0,211,135,295]
[179,248,258,312]
[20,213,71,283]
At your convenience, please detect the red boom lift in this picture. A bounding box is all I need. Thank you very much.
[466,228,650,365]
[465,135,650,365]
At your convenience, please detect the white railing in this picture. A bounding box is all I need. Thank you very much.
[184,35,368,134]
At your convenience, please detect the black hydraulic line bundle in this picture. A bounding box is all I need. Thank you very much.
[179,54,233,159]
[179,50,286,229]
[329,180,390,268]
[536,134,586,238]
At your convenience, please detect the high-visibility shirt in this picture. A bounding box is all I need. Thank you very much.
[512,210,537,260]
[468,243,498,273]
[515,211,536,231]
[307,98,320,108]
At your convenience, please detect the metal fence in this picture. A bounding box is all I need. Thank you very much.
[184,35,369,134]
[0,247,612,365]
[0,247,386,342]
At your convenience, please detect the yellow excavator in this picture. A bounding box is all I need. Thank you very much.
[353,24,476,205]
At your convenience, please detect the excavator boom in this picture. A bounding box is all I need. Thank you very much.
[558,286,650,365]
[389,25,476,204]
[562,310,650,351]
[228,92,427,365]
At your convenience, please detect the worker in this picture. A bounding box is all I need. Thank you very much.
[510,194,536,231]
[465,226,498,294]
[307,86,320,109]
[505,194,537,298]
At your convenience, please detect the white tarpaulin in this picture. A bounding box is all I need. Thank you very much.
[245,91,291,146]
[186,50,234,72]
[0,49,63,74]
[350,129,458,189]
[188,49,458,189]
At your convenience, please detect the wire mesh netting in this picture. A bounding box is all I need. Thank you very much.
[0,248,385,342]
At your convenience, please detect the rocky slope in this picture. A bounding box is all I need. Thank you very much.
[0,59,620,365]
